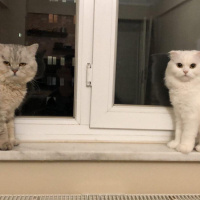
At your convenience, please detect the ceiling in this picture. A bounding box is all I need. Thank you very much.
[119,0,160,6]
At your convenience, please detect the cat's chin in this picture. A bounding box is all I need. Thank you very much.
[179,75,192,82]
[10,75,20,80]
[6,76,25,84]
[10,76,34,84]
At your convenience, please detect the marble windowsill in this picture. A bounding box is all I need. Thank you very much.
[0,142,200,161]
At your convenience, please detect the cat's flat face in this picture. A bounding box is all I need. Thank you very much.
[0,44,38,84]
[167,50,200,82]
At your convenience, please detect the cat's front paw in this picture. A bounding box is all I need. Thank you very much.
[167,140,180,149]
[11,139,20,146]
[176,144,194,154]
[195,145,200,152]
[0,141,13,151]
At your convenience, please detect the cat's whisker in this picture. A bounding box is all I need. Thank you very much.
[30,79,40,91]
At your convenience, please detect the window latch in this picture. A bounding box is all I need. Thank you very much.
[86,63,93,87]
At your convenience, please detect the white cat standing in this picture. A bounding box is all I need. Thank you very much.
[0,43,38,150]
[165,50,200,153]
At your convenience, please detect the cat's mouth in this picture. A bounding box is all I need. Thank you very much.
[11,74,20,79]
[183,73,189,77]
[181,74,191,82]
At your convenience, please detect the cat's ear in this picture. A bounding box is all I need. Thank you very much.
[169,51,180,60]
[195,51,200,57]
[27,43,39,56]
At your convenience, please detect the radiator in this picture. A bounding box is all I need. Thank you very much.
[0,195,200,200]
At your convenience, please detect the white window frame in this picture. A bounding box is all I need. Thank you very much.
[90,0,175,140]
[15,0,95,141]
[14,0,182,143]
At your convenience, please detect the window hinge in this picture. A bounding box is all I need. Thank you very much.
[86,63,93,87]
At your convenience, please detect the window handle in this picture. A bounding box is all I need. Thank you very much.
[86,63,92,87]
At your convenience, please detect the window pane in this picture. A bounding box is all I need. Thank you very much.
[0,0,76,116]
[115,0,197,106]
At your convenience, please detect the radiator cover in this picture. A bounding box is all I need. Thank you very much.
[0,195,200,200]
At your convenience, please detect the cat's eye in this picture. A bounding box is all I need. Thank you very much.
[190,63,196,69]
[3,61,10,66]
[177,63,183,68]
[19,63,26,67]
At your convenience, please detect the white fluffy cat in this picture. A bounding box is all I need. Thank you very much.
[165,50,200,153]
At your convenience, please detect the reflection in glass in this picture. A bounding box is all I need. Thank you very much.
[0,0,76,116]
[115,0,198,106]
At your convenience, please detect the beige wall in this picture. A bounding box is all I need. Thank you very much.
[154,0,200,53]
[0,162,200,194]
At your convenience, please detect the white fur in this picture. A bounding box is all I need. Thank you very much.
[165,50,200,153]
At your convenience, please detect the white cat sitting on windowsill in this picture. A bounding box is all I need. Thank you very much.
[165,50,200,154]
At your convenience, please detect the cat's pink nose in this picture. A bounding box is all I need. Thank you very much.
[183,70,188,74]
[12,69,18,74]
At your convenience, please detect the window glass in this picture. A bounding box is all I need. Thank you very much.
[0,0,76,116]
[115,0,196,106]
